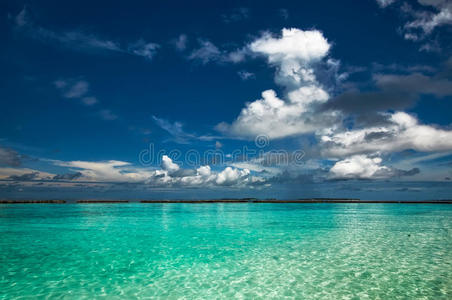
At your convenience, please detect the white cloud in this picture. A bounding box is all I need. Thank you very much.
[216,167,250,185]
[161,155,180,173]
[217,85,332,139]
[197,165,212,177]
[379,1,452,42]
[226,48,248,63]
[217,28,338,140]
[231,159,280,175]
[329,155,391,179]
[250,28,330,63]
[329,154,422,180]
[48,156,260,188]
[54,160,153,182]
[249,28,330,88]
[376,0,397,8]
[404,1,452,36]
[321,112,452,157]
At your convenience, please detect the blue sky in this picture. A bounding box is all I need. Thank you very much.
[1,0,452,200]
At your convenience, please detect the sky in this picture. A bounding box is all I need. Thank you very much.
[1,0,452,200]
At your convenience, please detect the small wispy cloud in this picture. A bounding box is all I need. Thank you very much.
[54,78,118,121]
[172,34,188,51]
[99,109,118,121]
[128,39,160,60]
[188,39,248,64]
[152,116,195,144]
[81,96,98,106]
[237,70,255,80]
[12,7,160,61]
[279,8,289,20]
[152,116,220,144]
[221,8,249,23]
[54,78,95,105]
[188,39,222,64]
[63,80,89,98]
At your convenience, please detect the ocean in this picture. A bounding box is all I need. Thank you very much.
[1,203,451,299]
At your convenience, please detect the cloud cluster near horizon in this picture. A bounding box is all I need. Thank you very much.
[0,155,265,190]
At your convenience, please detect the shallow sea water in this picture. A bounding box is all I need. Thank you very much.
[0,203,451,299]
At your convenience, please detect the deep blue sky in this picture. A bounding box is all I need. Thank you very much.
[1,0,451,200]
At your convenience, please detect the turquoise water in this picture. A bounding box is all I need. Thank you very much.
[0,204,451,299]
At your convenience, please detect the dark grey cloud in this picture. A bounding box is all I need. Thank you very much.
[0,146,21,167]
[392,167,421,177]
[268,171,317,184]
[8,172,38,181]
[371,62,436,73]
[364,131,395,142]
[169,169,197,178]
[372,167,421,179]
[399,167,421,176]
[321,71,452,125]
[52,172,82,180]
[374,73,452,97]
[266,168,330,185]
[324,89,418,114]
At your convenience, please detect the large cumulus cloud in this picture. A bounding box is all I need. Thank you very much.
[321,112,452,157]
[217,28,338,139]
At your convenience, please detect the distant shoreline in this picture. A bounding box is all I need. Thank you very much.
[1,199,451,204]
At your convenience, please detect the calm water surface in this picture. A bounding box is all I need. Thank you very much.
[0,203,451,299]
